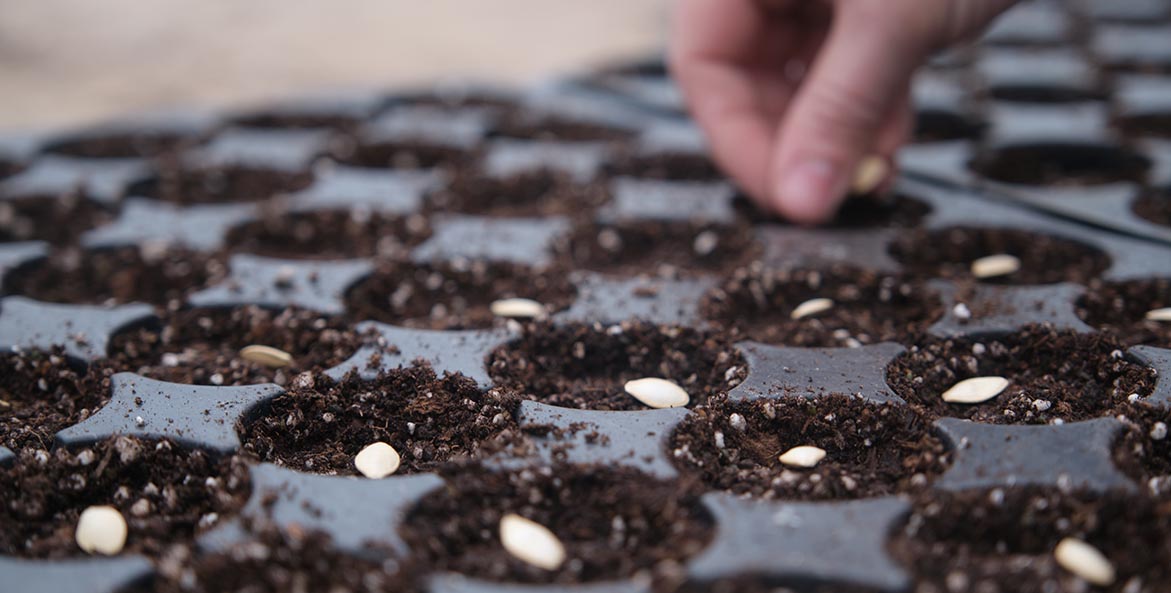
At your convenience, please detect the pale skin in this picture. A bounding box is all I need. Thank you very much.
[670,0,1018,224]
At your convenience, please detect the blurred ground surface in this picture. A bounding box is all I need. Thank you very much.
[0,0,668,130]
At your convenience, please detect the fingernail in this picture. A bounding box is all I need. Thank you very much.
[778,159,841,221]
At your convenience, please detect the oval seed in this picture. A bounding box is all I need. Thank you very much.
[489,298,546,319]
[354,442,401,479]
[1054,537,1115,586]
[970,254,1021,279]
[624,377,690,409]
[239,345,293,369]
[790,298,834,320]
[941,376,1010,404]
[75,505,128,555]
[778,445,827,468]
[1145,307,1171,322]
[499,513,566,571]
[851,155,888,194]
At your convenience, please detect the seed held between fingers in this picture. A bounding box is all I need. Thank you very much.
[624,377,690,409]
[75,505,128,555]
[239,345,293,368]
[851,155,888,195]
[970,254,1021,279]
[354,442,401,479]
[1054,537,1116,586]
[941,376,1010,404]
[790,298,834,320]
[499,513,566,571]
[778,445,827,468]
[1145,307,1171,322]
[490,298,546,319]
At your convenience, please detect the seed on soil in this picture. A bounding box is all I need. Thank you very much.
[75,505,128,556]
[790,297,834,320]
[624,377,690,409]
[353,441,402,479]
[778,445,828,468]
[489,298,547,319]
[941,376,1010,404]
[239,345,294,368]
[970,254,1021,279]
[1054,537,1116,586]
[851,155,888,194]
[1145,307,1171,322]
[499,513,566,571]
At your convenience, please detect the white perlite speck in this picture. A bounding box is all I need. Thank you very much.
[75,505,128,555]
[1151,422,1167,441]
[489,298,546,319]
[790,298,834,320]
[1054,537,1115,586]
[499,513,566,571]
[354,442,401,479]
[624,378,689,409]
[953,303,972,320]
[851,155,887,194]
[970,254,1021,279]
[941,376,1009,404]
[778,445,827,468]
[239,345,293,369]
[1145,307,1171,322]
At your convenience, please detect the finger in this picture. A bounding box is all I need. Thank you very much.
[871,86,913,194]
[768,1,932,224]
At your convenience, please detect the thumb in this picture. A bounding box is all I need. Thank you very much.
[769,2,932,223]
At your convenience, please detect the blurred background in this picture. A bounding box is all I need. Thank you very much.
[0,0,670,130]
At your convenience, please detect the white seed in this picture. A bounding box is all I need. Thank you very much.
[75,505,128,555]
[353,442,401,479]
[851,155,888,194]
[790,298,834,320]
[970,254,1021,279]
[778,445,828,468]
[489,298,546,319]
[941,376,1009,404]
[624,378,689,409]
[239,345,293,369]
[1145,307,1171,322]
[1054,537,1115,586]
[499,513,566,571]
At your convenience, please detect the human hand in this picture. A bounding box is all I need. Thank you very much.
[670,0,1017,223]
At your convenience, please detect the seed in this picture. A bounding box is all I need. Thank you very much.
[489,298,546,319]
[941,376,1010,404]
[239,345,293,369]
[1145,307,1171,322]
[1054,537,1115,586]
[75,505,128,555]
[623,378,690,409]
[354,442,401,479]
[499,513,566,571]
[790,298,834,320]
[851,155,888,194]
[778,445,827,468]
[970,254,1021,279]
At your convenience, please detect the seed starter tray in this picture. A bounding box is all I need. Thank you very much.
[2,20,1171,593]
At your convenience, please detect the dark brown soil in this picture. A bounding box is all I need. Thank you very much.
[889,227,1111,285]
[126,167,313,205]
[230,113,363,131]
[344,261,576,330]
[563,221,759,277]
[225,209,431,260]
[913,109,985,143]
[988,85,1107,104]
[0,436,250,559]
[105,306,366,386]
[890,488,1171,593]
[398,465,712,584]
[0,195,114,246]
[488,321,746,411]
[702,266,943,347]
[337,141,475,171]
[45,134,193,160]
[971,143,1151,186]
[430,169,609,217]
[0,348,109,451]
[125,523,418,593]
[1117,113,1171,139]
[886,326,1156,424]
[1077,278,1171,347]
[1131,189,1171,227]
[491,116,635,142]
[241,366,524,475]
[670,394,949,500]
[1113,402,1171,497]
[605,153,725,182]
[3,246,220,306]
[737,195,932,228]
